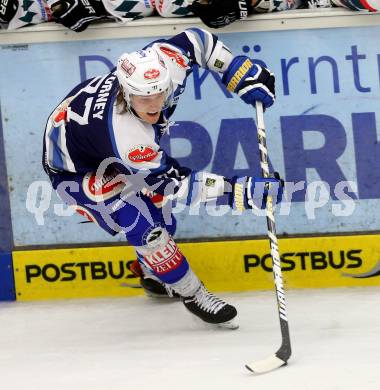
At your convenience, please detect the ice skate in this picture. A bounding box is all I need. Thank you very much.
[130,260,180,299]
[182,285,238,329]
[140,277,180,299]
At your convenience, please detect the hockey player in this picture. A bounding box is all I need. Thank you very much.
[43,28,283,329]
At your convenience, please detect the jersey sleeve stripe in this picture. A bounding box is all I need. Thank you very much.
[107,94,122,160]
[59,123,76,172]
[185,28,216,66]
[50,126,65,171]
[184,30,207,67]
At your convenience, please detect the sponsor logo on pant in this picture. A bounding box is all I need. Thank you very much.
[144,238,184,275]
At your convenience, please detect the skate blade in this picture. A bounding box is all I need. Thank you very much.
[184,309,239,330]
[144,291,180,299]
[216,318,239,330]
[120,282,142,289]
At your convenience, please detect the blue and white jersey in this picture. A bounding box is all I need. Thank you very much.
[43,28,233,198]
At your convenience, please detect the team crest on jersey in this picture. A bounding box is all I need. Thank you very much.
[144,69,160,80]
[82,171,125,202]
[159,47,188,69]
[128,145,158,163]
[121,59,136,78]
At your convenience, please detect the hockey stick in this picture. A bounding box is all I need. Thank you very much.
[245,101,292,374]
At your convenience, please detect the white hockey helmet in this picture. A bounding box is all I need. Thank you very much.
[116,48,173,112]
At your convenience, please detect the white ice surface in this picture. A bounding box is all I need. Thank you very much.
[1,287,379,390]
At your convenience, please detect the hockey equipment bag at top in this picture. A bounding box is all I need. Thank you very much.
[48,0,109,31]
[48,0,153,31]
[0,0,18,23]
[189,0,250,28]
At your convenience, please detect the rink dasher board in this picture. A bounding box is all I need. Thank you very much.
[7,234,380,301]
[1,17,380,247]
[0,252,15,301]
[1,11,380,302]
[1,10,380,45]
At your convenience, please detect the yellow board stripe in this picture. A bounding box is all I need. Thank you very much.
[12,234,380,301]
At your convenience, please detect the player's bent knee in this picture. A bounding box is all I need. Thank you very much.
[131,225,189,284]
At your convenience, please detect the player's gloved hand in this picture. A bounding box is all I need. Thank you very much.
[189,0,250,29]
[48,0,109,32]
[228,172,284,211]
[0,0,18,24]
[222,55,275,109]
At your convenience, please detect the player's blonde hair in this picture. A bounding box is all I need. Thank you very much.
[116,87,128,113]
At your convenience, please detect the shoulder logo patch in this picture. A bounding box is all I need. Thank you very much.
[159,47,188,69]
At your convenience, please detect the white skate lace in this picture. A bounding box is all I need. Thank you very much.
[192,286,227,314]
[164,284,177,298]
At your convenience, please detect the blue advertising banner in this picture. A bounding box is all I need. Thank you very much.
[0,26,379,246]
[0,107,13,252]
[0,252,15,301]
